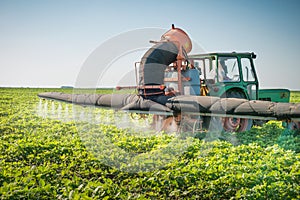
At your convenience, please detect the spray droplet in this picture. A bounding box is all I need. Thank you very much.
[43,101,48,118]
[64,104,69,120]
[51,101,55,118]
[58,103,62,119]
[37,99,43,117]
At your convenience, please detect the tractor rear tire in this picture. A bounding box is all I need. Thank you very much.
[210,90,253,132]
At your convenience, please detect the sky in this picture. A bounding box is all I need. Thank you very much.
[0,0,300,90]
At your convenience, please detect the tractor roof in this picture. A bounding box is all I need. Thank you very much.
[188,52,256,59]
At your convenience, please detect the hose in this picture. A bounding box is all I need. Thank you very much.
[38,92,300,120]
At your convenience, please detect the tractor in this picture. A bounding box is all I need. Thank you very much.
[38,25,300,133]
[171,52,291,131]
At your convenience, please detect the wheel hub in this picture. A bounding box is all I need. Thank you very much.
[222,117,248,132]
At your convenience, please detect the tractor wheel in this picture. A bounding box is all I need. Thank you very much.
[178,115,203,134]
[210,90,253,132]
[152,114,203,134]
[152,115,179,133]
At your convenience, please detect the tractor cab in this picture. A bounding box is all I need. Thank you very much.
[188,52,259,100]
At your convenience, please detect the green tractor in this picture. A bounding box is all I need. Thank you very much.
[188,52,289,102]
[180,52,291,131]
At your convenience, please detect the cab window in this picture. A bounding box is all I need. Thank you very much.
[193,58,216,83]
[218,57,240,82]
[241,58,256,82]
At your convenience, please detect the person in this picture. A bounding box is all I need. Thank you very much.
[218,59,230,81]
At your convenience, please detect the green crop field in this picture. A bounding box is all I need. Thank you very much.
[0,88,299,199]
[291,91,300,103]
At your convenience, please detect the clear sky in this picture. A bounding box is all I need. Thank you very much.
[0,0,299,90]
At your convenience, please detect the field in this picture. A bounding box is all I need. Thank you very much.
[290,91,300,103]
[0,88,299,199]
